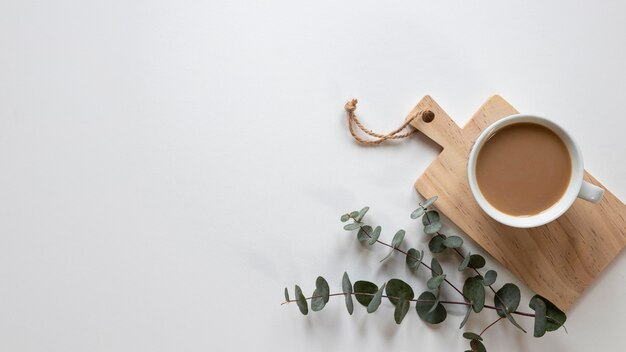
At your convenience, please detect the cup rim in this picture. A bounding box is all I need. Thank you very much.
[467,114,584,228]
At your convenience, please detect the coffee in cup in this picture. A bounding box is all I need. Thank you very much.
[467,115,604,228]
[475,122,571,216]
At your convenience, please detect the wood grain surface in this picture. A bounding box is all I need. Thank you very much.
[407,95,626,310]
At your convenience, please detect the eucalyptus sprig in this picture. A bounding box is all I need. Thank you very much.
[283,197,566,351]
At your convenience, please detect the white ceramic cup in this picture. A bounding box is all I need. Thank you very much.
[467,114,604,228]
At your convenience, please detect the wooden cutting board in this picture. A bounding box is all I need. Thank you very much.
[407,95,626,311]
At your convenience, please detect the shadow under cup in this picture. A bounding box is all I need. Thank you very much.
[467,115,585,228]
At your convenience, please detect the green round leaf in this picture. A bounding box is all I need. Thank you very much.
[349,211,359,218]
[470,339,486,352]
[379,248,394,262]
[357,225,372,242]
[468,254,486,269]
[394,299,410,324]
[295,285,308,315]
[411,207,425,219]
[355,206,369,222]
[342,272,354,315]
[505,312,527,333]
[427,274,446,290]
[529,295,566,332]
[459,306,472,329]
[421,196,438,208]
[494,283,521,317]
[424,222,442,235]
[427,292,440,314]
[340,214,350,222]
[463,277,485,313]
[367,226,381,245]
[406,248,421,270]
[419,250,424,269]
[416,291,447,324]
[483,270,497,286]
[391,229,406,248]
[458,252,471,271]
[462,332,483,341]
[532,297,547,337]
[422,210,440,226]
[344,223,361,231]
[385,278,415,306]
[443,235,463,248]
[431,257,443,276]
[318,277,329,303]
[284,287,290,302]
[353,281,378,307]
[311,298,324,311]
[367,283,386,313]
[429,235,446,253]
[311,276,330,311]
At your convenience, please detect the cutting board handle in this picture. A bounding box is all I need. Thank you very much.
[408,96,466,151]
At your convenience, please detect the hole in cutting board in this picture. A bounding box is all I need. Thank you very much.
[422,110,435,123]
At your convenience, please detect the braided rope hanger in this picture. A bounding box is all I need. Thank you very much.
[344,99,434,145]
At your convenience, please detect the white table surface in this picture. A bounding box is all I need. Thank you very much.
[1,1,625,351]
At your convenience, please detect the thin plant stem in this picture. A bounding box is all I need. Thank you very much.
[435,232,498,296]
[282,292,460,305]
[339,211,537,319]
[423,210,498,295]
[360,226,469,301]
[282,291,535,318]
[480,317,503,336]
[374,238,468,300]
[421,209,536,317]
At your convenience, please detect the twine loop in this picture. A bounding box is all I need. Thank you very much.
[344,98,427,145]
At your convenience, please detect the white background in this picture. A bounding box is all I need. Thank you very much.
[1,0,625,351]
